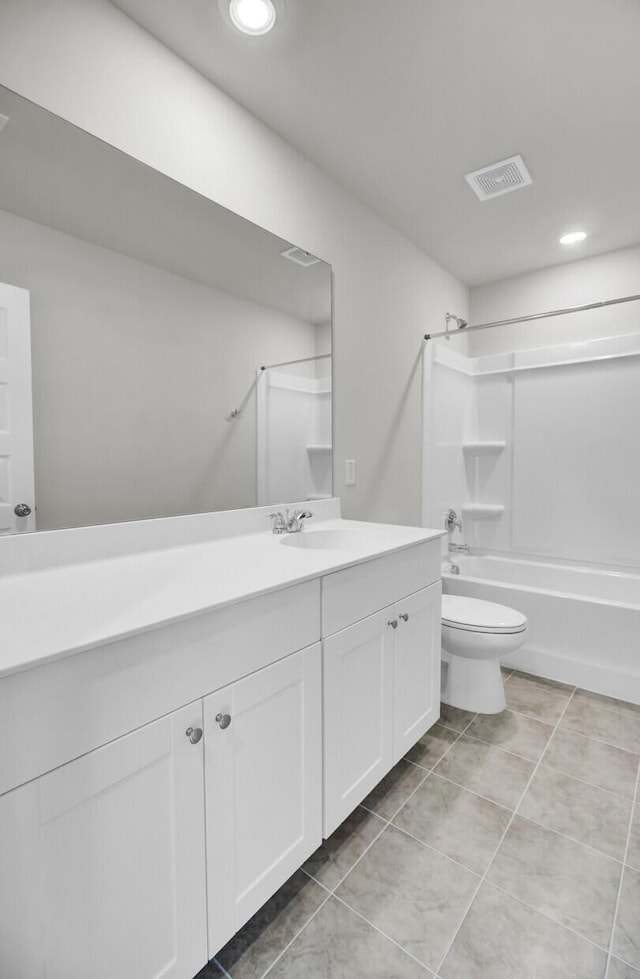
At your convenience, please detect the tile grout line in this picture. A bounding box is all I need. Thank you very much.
[397,767,515,815]
[331,892,437,976]
[383,712,478,815]
[212,958,232,978]
[356,808,481,884]
[414,767,628,866]
[433,685,578,976]
[604,755,640,979]
[439,711,639,774]
[555,724,640,756]
[537,759,639,803]
[313,718,475,896]
[257,888,333,979]
[301,813,389,895]
[486,879,615,957]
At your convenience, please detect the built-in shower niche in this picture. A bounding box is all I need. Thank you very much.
[462,370,512,550]
[462,444,506,522]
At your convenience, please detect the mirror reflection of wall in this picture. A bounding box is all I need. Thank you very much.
[0,87,332,533]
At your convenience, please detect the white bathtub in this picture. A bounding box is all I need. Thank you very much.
[442,554,640,704]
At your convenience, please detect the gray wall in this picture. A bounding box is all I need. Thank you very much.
[0,208,317,529]
[469,244,640,356]
[0,0,468,528]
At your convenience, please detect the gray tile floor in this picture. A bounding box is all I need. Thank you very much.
[197,670,640,979]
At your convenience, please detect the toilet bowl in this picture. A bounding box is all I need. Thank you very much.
[441,595,528,714]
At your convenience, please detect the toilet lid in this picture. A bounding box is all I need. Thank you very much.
[442,595,527,634]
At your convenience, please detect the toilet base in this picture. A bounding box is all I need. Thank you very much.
[441,653,506,714]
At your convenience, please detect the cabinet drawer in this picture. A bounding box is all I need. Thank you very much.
[322,540,440,636]
[0,579,320,796]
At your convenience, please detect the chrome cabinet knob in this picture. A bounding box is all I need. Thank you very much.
[185,726,203,744]
[399,613,409,622]
[215,713,232,730]
[14,503,31,517]
[387,619,398,630]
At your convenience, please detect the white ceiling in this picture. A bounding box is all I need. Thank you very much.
[111,0,640,286]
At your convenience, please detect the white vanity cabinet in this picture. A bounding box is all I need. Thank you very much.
[322,542,441,836]
[203,644,322,953]
[0,521,443,979]
[0,579,322,979]
[0,701,209,979]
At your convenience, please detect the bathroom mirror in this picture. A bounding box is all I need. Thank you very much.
[0,86,332,533]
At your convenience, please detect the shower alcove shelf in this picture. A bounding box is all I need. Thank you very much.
[462,441,506,455]
[461,504,505,520]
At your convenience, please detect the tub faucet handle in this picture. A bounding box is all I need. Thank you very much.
[444,508,463,533]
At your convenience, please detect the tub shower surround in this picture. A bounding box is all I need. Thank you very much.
[423,332,640,702]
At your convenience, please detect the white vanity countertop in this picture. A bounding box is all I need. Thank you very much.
[0,519,443,678]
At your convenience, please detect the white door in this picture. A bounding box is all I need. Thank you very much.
[322,610,395,836]
[0,702,208,979]
[0,282,35,533]
[393,583,442,762]
[204,644,322,955]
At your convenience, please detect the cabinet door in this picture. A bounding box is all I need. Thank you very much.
[393,582,442,762]
[323,610,395,837]
[204,644,322,955]
[0,702,208,979]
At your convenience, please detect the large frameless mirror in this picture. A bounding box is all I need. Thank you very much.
[0,86,332,534]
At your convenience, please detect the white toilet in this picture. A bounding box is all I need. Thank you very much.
[441,595,528,714]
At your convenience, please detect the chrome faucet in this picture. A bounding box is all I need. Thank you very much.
[449,542,469,554]
[269,508,313,534]
[444,508,463,533]
[286,509,313,533]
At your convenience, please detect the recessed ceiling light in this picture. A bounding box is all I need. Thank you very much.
[559,230,587,245]
[229,0,276,35]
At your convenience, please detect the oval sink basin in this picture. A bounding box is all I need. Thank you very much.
[280,529,381,550]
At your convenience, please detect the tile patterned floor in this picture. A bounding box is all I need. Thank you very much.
[197,670,640,979]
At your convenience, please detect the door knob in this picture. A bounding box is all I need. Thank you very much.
[399,613,409,622]
[387,619,398,630]
[185,726,203,744]
[14,503,31,517]
[215,713,232,729]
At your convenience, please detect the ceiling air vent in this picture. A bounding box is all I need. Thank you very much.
[280,246,321,267]
[465,154,532,201]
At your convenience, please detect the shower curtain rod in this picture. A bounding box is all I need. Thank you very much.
[260,353,331,371]
[423,292,640,341]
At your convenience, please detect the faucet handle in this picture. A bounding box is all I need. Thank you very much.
[269,511,287,534]
[444,508,462,533]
